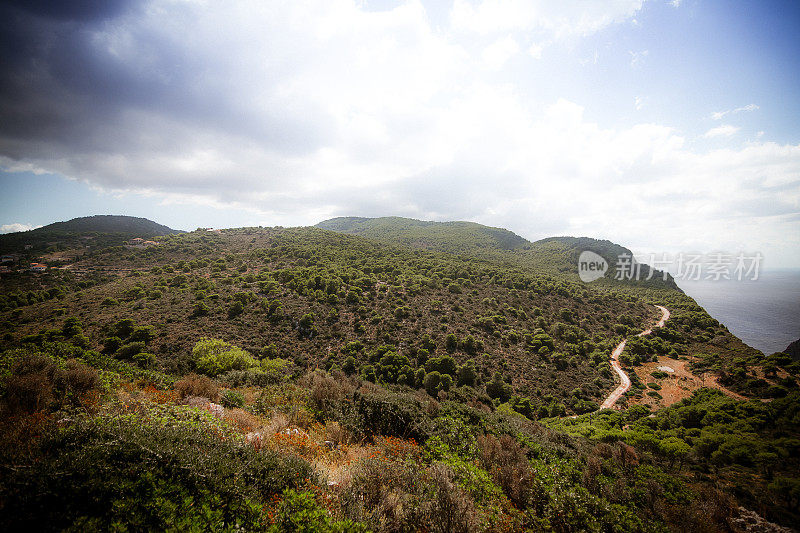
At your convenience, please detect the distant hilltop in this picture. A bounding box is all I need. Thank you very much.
[316,216,529,251]
[316,215,679,290]
[0,215,182,254]
[31,215,181,236]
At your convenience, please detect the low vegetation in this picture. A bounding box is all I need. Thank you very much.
[0,216,796,531]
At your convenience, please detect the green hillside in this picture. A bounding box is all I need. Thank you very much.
[316,216,529,252]
[525,236,681,290]
[0,221,797,531]
[318,216,678,290]
[0,215,182,254]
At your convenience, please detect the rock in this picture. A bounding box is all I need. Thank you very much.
[245,431,263,444]
[785,339,800,361]
[207,402,224,418]
[729,507,796,533]
[182,395,210,407]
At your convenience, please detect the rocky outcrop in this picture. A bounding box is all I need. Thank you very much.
[730,507,796,533]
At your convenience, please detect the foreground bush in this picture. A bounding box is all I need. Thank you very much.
[0,410,313,531]
[3,354,100,414]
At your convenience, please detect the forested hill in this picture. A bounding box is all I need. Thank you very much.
[317,216,678,290]
[0,215,182,253]
[0,223,797,531]
[316,216,530,252]
[36,215,179,236]
[527,236,681,291]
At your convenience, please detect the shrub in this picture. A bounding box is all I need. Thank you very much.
[361,364,376,382]
[218,359,289,387]
[424,371,452,397]
[220,389,245,409]
[477,434,535,507]
[61,317,82,338]
[174,373,219,400]
[425,355,457,377]
[129,326,156,344]
[272,489,368,532]
[228,301,244,318]
[342,356,358,375]
[192,337,259,377]
[102,336,122,354]
[191,302,210,317]
[113,319,136,339]
[4,363,55,413]
[445,334,458,352]
[223,408,260,432]
[456,363,477,387]
[116,341,146,360]
[133,352,156,368]
[485,373,512,402]
[71,334,90,349]
[261,343,279,358]
[56,359,100,400]
[3,355,99,414]
[0,412,312,531]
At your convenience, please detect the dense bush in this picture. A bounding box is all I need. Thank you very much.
[192,337,260,377]
[0,411,312,531]
[2,354,99,414]
[220,389,245,409]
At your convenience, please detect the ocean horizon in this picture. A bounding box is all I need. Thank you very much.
[676,268,800,356]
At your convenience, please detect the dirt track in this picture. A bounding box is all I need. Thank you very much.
[599,305,670,410]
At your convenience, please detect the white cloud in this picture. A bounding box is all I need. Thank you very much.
[450,0,645,37]
[711,103,760,120]
[704,124,740,138]
[629,49,649,67]
[1,0,798,267]
[0,223,41,234]
[528,41,545,59]
[481,35,520,69]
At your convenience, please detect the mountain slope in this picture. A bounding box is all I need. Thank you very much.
[0,215,181,253]
[1,223,797,531]
[317,216,677,290]
[526,236,681,290]
[316,216,529,253]
[35,215,180,236]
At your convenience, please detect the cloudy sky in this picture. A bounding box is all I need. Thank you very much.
[1,0,799,267]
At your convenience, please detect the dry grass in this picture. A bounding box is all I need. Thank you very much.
[174,374,218,401]
[223,408,262,432]
[477,433,535,508]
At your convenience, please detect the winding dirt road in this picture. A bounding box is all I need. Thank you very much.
[599,305,670,410]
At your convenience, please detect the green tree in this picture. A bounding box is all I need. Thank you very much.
[425,355,457,377]
[456,362,477,387]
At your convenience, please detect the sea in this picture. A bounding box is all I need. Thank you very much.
[675,269,800,355]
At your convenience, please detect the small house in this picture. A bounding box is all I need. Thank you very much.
[30,263,47,272]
